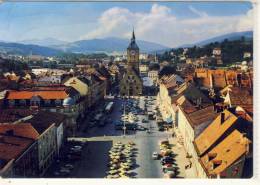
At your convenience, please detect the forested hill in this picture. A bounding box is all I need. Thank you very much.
[160,37,253,65]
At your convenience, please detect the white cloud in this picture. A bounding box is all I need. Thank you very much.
[236,9,254,32]
[80,4,253,47]
[189,6,208,18]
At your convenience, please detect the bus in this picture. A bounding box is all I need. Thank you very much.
[105,102,114,114]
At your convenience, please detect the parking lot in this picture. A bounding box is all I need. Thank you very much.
[44,96,189,178]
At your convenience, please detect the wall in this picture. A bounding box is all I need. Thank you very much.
[37,124,56,176]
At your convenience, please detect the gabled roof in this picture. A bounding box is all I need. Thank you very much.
[28,111,65,127]
[0,123,39,140]
[0,133,34,164]
[171,82,212,108]
[194,109,239,156]
[222,86,253,115]
[200,129,250,177]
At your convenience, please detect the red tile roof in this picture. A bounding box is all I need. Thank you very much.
[0,134,34,164]
[0,109,34,123]
[0,123,39,140]
[6,90,68,100]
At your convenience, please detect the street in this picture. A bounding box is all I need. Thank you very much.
[45,96,186,178]
[76,96,168,178]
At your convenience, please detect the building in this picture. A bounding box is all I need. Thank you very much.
[139,62,149,77]
[194,69,253,91]
[4,86,81,136]
[198,129,250,178]
[172,83,217,157]
[25,111,65,158]
[220,86,253,116]
[120,30,143,96]
[212,48,221,56]
[193,108,252,178]
[0,110,65,177]
[139,53,148,60]
[64,76,90,116]
[212,47,223,65]
[157,74,184,124]
[243,52,251,59]
[0,124,38,177]
[148,70,159,86]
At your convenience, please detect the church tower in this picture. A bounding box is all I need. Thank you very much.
[119,28,143,96]
[127,29,140,73]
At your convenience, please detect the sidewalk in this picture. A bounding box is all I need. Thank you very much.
[168,128,198,178]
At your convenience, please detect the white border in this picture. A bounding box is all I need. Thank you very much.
[0,1,259,185]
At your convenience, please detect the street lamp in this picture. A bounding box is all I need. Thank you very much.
[123,95,126,138]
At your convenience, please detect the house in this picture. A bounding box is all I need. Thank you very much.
[0,124,38,177]
[212,48,221,56]
[148,70,159,85]
[24,120,56,176]
[25,111,65,157]
[157,74,178,123]
[4,86,81,136]
[64,76,90,116]
[193,108,252,178]
[139,62,149,77]
[175,88,218,166]
[0,121,57,176]
[220,86,253,116]
[199,129,250,178]
[0,110,65,176]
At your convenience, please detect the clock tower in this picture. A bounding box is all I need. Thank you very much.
[119,28,143,96]
[127,29,140,73]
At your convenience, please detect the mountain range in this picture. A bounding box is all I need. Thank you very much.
[179,31,253,48]
[0,31,253,57]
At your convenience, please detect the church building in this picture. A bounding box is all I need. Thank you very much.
[120,30,143,96]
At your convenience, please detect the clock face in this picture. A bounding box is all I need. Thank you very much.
[130,50,136,55]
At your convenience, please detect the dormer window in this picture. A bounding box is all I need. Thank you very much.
[208,153,217,161]
[212,160,222,169]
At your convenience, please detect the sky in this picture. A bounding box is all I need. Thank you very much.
[0,1,253,47]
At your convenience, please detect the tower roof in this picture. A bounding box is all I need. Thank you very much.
[127,28,139,50]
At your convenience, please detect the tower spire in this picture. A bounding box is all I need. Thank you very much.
[131,27,135,41]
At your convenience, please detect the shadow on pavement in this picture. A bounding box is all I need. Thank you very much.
[73,140,113,178]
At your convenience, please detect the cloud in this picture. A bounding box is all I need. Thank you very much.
[189,6,208,17]
[236,9,253,32]
[80,4,253,47]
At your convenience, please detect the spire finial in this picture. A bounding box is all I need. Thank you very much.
[132,27,135,41]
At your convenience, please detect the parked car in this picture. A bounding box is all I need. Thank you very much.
[142,119,148,123]
[89,122,96,128]
[158,126,164,131]
[59,168,71,176]
[160,140,170,145]
[64,164,74,170]
[161,157,174,165]
[152,152,159,160]
[163,171,176,178]
[162,166,177,173]
[137,125,147,131]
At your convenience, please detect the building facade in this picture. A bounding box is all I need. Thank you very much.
[120,30,143,96]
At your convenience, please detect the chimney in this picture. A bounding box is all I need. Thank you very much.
[220,112,225,124]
